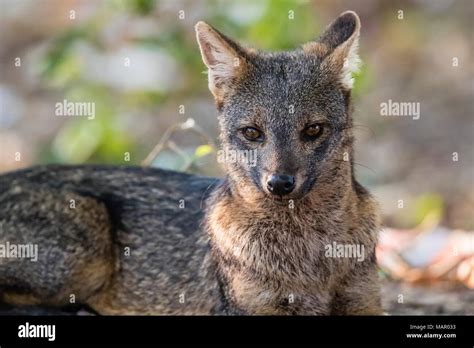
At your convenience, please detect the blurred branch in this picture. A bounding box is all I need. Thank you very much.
[141,118,216,167]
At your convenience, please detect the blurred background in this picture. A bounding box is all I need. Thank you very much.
[0,0,473,314]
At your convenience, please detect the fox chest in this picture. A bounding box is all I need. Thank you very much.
[211,226,354,315]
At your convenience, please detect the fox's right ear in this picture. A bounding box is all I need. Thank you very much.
[195,22,249,103]
[305,11,361,90]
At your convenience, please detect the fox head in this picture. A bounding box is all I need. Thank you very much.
[196,11,361,205]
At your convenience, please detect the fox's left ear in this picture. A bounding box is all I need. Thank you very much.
[306,11,361,90]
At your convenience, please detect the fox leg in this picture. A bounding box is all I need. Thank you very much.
[0,184,115,308]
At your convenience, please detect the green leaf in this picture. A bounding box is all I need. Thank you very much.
[194,144,214,158]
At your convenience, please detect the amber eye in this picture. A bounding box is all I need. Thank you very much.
[242,127,263,141]
[303,124,323,139]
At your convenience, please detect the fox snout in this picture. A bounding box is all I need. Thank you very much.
[260,167,313,200]
[265,174,296,196]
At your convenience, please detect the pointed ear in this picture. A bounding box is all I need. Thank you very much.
[195,22,249,102]
[305,11,361,90]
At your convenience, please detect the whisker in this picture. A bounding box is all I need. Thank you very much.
[339,123,376,138]
[331,159,377,174]
[199,178,222,210]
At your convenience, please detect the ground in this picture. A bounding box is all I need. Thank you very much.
[381,280,474,315]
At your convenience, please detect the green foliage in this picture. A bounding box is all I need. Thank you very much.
[246,0,319,50]
[413,193,444,225]
[39,30,87,86]
[115,0,156,15]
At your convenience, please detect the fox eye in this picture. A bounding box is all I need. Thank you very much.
[302,124,323,139]
[242,127,263,141]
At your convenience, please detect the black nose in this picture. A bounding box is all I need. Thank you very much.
[266,174,295,196]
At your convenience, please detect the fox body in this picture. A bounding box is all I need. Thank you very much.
[0,11,382,315]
